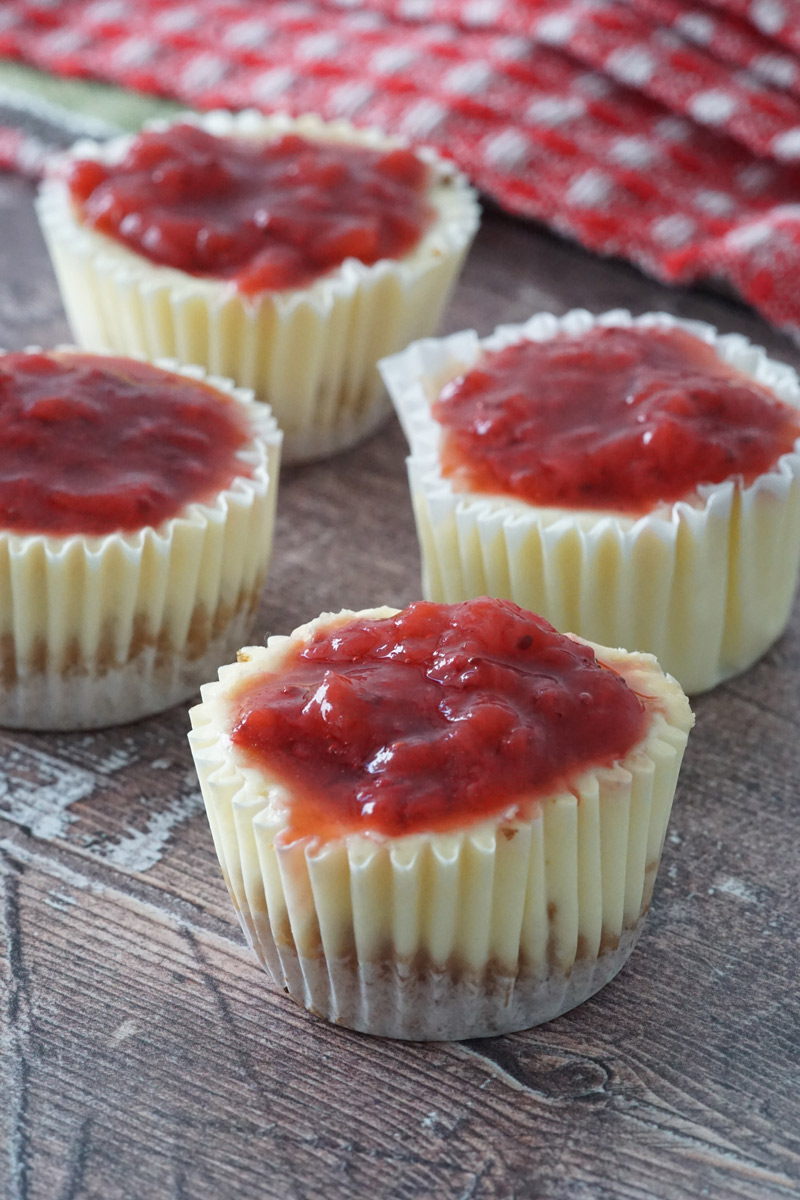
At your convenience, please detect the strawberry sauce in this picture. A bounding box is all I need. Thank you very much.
[67,123,435,295]
[0,352,252,536]
[229,598,649,842]
[433,325,800,513]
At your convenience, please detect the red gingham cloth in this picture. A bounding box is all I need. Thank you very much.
[3,0,800,339]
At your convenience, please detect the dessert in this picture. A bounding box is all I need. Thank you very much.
[188,597,693,1040]
[380,310,800,694]
[36,110,480,464]
[0,347,280,730]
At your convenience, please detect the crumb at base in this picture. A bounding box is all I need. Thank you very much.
[0,589,261,731]
[280,390,393,466]
[248,918,646,1040]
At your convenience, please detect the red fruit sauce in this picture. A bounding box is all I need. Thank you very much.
[229,598,649,842]
[433,325,800,514]
[0,352,253,537]
[67,123,435,295]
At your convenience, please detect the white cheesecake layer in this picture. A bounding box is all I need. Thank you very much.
[380,309,800,695]
[0,349,281,730]
[188,607,693,1037]
[36,110,480,464]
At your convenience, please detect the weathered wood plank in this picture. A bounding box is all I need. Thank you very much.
[1,840,798,1200]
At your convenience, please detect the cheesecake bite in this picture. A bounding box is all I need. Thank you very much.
[381,310,800,694]
[0,348,280,730]
[37,110,480,464]
[188,597,693,1040]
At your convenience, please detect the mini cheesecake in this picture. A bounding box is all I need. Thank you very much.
[0,347,280,730]
[380,310,800,694]
[36,110,480,464]
[188,597,693,1040]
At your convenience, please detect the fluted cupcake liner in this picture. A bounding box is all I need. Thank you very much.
[380,309,800,694]
[36,110,480,465]
[188,608,692,1040]
[0,349,281,730]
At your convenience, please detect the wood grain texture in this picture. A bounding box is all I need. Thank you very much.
[0,173,798,1200]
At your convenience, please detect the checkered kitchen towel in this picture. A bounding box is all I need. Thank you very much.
[3,0,800,339]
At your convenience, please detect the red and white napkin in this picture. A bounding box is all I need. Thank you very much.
[3,0,800,338]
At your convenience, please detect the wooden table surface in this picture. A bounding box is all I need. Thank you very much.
[0,171,798,1200]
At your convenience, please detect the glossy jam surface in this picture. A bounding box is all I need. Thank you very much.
[229,598,649,842]
[433,326,800,513]
[0,352,252,536]
[67,123,435,295]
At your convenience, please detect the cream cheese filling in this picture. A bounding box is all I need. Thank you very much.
[36,110,481,463]
[380,309,800,694]
[0,348,281,728]
[189,607,693,981]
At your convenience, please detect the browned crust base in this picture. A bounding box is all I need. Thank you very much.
[0,586,262,731]
[278,392,393,466]
[240,913,647,1041]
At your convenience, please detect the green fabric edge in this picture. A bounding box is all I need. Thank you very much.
[0,60,185,131]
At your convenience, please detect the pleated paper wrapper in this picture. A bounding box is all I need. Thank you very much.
[0,349,281,731]
[188,608,693,1040]
[36,110,481,465]
[380,309,800,695]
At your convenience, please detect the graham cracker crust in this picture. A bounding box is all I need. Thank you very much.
[240,908,648,1040]
[0,586,261,730]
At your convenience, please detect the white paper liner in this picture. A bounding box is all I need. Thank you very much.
[188,607,693,1040]
[379,309,800,694]
[35,109,481,465]
[0,347,282,730]
[260,920,646,1040]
